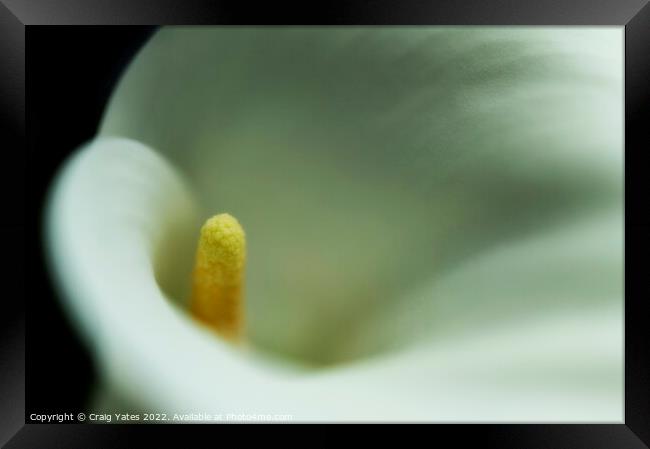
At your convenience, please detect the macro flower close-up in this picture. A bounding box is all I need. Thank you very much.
[44,27,623,422]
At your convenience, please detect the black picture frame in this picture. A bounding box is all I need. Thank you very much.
[2,0,649,446]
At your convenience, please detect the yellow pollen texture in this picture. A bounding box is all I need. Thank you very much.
[190,213,246,342]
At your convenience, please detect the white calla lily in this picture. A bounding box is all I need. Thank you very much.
[45,27,623,421]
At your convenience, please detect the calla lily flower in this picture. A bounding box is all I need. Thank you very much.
[45,27,623,421]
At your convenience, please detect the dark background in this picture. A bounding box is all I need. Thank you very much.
[26,26,154,414]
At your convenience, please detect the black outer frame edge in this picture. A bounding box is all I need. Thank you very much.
[624,0,650,447]
[0,1,25,448]
[0,0,647,447]
[3,424,650,449]
[1,0,649,25]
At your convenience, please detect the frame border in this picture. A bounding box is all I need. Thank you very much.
[2,0,649,446]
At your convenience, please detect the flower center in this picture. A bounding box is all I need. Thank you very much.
[190,213,246,342]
